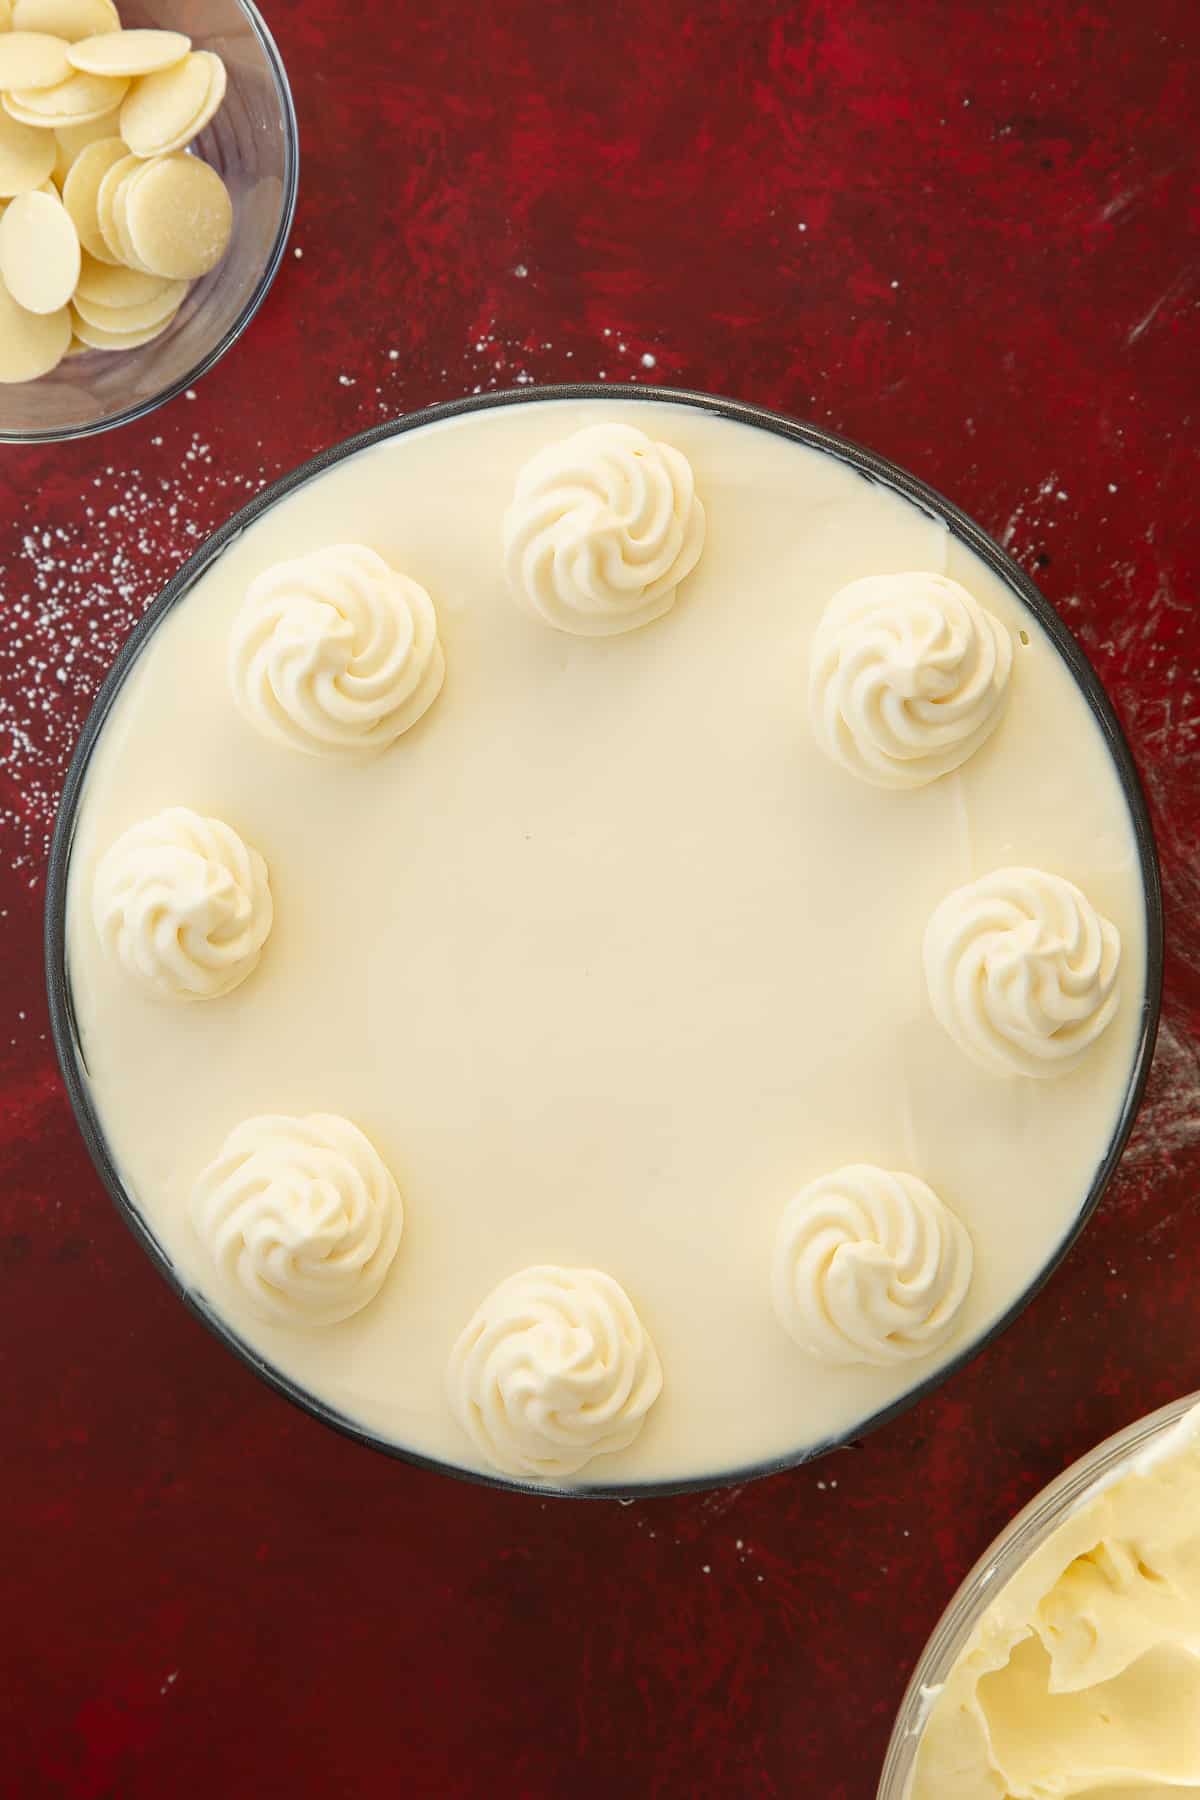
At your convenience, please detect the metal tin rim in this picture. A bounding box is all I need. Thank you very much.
[43,382,1165,1498]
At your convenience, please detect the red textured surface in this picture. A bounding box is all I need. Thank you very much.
[2,2,1198,1794]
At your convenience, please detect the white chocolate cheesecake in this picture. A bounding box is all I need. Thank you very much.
[61,397,1149,1488]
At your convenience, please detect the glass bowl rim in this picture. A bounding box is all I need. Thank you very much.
[875,1386,1200,1798]
[0,0,299,447]
[43,381,1165,1498]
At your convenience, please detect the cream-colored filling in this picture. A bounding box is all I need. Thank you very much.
[63,398,1148,1487]
[910,1404,1200,1798]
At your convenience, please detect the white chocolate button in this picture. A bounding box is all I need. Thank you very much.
[0,185,78,309]
[69,293,178,347]
[93,144,137,258]
[0,31,72,89]
[69,29,189,77]
[60,129,121,259]
[119,49,223,157]
[52,103,118,181]
[7,66,127,123]
[73,271,183,332]
[0,103,54,195]
[74,245,168,305]
[107,147,151,267]
[125,151,230,278]
[1,176,54,210]
[0,270,69,379]
[13,0,118,40]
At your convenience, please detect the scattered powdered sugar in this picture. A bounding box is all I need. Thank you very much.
[0,439,279,878]
[1122,1017,1200,1173]
[457,315,665,397]
[998,472,1064,555]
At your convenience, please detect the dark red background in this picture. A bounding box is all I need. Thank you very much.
[2,2,1198,1794]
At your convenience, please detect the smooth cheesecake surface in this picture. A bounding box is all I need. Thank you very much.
[64,399,1148,1486]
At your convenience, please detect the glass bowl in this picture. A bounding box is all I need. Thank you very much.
[0,0,298,443]
[44,384,1165,1496]
[877,1389,1200,1798]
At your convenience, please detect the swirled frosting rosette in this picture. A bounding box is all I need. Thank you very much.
[447,1265,663,1479]
[191,1114,403,1326]
[924,867,1122,1077]
[809,572,1013,787]
[92,807,273,1001]
[503,422,706,635]
[772,1165,973,1366]
[229,544,445,756]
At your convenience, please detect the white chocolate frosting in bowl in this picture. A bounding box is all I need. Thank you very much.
[60,397,1150,1490]
[905,1400,1200,1799]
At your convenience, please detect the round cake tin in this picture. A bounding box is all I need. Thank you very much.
[44,384,1164,1496]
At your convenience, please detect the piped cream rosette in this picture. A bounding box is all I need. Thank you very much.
[93,806,272,1001]
[448,1265,663,1479]
[229,544,446,757]
[191,1113,403,1327]
[924,867,1121,1077]
[503,421,705,636]
[809,571,1012,787]
[772,1165,973,1367]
